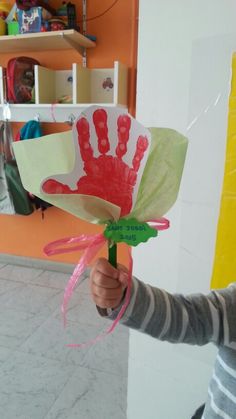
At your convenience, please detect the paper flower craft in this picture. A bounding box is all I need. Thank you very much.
[13,105,188,347]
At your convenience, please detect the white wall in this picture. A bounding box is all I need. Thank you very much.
[128,1,236,418]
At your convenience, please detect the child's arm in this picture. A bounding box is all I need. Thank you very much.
[90,258,236,347]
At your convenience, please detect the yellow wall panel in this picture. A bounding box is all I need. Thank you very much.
[211,53,236,288]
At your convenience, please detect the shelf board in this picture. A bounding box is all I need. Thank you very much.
[0,103,127,123]
[0,30,95,54]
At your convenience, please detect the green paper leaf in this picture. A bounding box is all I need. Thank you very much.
[129,128,188,221]
[104,218,158,247]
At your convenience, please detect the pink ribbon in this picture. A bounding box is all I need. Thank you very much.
[44,233,106,327]
[44,218,169,348]
[68,246,133,349]
[148,217,170,231]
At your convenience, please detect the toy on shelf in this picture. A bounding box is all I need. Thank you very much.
[0,1,12,20]
[48,18,66,31]
[0,0,88,35]
[6,56,39,103]
[66,2,76,29]
[16,0,56,15]
[0,2,13,35]
[18,6,53,33]
[7,20,19,35]
[56,2,77,29]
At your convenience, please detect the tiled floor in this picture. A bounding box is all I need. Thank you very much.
[0,262,129,419]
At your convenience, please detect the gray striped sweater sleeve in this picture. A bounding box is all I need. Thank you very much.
[108,279,236,418]
[114,278,236,347]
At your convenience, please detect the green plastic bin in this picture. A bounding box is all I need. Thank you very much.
[7,21,19,35]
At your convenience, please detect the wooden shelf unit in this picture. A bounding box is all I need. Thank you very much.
[0,61,128,122]
[0,30,95,54]
[0,28,129,122]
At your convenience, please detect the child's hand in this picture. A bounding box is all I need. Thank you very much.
[90,258,129,309]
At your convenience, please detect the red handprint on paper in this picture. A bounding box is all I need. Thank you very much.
[42,108,149,217]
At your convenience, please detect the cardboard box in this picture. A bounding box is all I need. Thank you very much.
[18,7,43,33]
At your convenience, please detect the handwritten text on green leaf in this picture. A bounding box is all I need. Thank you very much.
[104,218,158,246]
